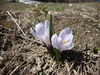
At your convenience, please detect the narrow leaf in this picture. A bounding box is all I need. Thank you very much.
[54,48,61,69]
[73,29,78,35]
[43,43,55,59]
[50,13,52,45]
[37,17,40,23]
[28,23,36,32]
[50,13,55,39]
[66,24,69,27]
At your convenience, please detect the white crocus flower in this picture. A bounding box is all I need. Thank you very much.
[30,20,50,47]
[51,28,74,52]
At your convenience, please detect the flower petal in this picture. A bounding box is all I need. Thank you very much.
[45,20,49,28]
[51,34,58,49]
[59,28,72,40]
[68,43,74,50]
[65,28,72,35]
[57,37,62,52]
[59,29,66,40]
[61,42,70,51]
[63,34,73,42]
[30,27,39,39]
[43,35,50,47]
[61,42,74,52]
[35,23,45,35]
[45,20,50,36]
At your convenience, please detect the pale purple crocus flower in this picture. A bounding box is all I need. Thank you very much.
[51,28,74,52]
[30,20,50,47]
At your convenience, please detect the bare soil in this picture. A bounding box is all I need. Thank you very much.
[0,1,100,75]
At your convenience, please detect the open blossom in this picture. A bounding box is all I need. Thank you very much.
[51,28,74,52]
[30,20,50,47]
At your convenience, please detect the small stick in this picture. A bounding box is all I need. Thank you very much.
[7,11,26,37]
[10,65,20,75]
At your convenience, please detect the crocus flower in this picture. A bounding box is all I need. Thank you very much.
[51,28,74,52]
[30,20,50,47]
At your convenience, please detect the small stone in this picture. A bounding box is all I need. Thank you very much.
[0,56,3,60]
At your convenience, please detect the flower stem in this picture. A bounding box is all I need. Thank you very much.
[43,43,55,59]
[54,48,61,69]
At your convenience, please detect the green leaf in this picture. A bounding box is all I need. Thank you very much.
[50,13,55,40]
[54,48,61,69]
[37,17,40,23]
[29,23,36,32]
[66,24,69,27]
[43,43,55,58]
[49,14,60,68]
[73,29,78,35]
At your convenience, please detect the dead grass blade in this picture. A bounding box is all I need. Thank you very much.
[9,65,20,75]
[73,69,78,75]
[7,11,26,37]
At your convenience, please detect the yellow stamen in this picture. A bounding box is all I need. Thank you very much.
[62,41,67,44]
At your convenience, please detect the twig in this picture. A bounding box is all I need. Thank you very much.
[7,11,26,37]
[20,67,27,75]
[10,65,20,75]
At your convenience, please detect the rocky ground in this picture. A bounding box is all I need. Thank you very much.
[0,1,100,75]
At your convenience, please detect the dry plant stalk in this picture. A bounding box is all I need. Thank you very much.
[7,11,26,37]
